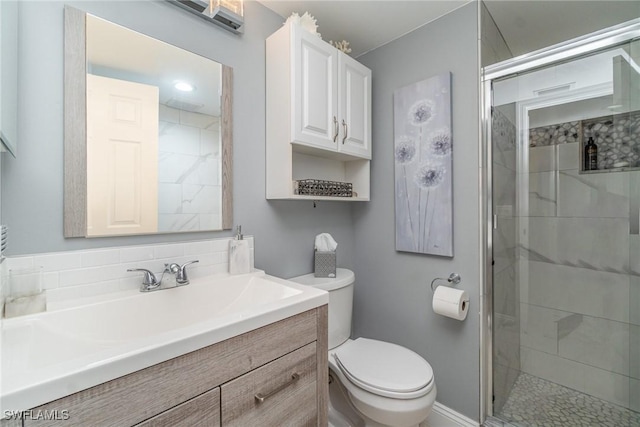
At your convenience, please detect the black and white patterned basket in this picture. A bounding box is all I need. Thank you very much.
[294,179,353,197]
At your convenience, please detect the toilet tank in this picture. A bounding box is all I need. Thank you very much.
[289,268,354,349]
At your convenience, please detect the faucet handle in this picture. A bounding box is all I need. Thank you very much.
[127,268,161,291]
[176,260,199,285]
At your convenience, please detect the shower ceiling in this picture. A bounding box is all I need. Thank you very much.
[259,0,639,58]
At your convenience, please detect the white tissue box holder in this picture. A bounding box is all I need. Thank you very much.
[314,250,336,278]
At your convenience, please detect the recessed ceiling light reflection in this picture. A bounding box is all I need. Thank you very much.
[174,81,194,92]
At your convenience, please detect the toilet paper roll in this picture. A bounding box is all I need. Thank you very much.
[432,286,469,321]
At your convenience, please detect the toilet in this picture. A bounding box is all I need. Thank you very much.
[290,268,436,427]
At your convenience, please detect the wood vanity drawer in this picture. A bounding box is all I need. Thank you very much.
[135,387,220,427]
[221,342,317,426]
[24,309,318,427]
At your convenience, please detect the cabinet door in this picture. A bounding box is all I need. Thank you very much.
[292,26,338,151]
[338,53,371,159]
[221,342,317,426]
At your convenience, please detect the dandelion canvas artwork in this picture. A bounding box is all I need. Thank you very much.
[394,73,453,257]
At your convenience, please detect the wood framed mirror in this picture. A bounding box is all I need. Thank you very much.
[64,6,232,238]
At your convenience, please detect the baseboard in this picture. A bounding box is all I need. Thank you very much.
[425,401,480,427]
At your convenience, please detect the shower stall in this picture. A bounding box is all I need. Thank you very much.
[482,19,640,426]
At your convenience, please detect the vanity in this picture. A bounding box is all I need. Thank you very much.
[1,272,329,426]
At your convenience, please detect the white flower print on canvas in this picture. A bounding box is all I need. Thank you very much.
[393,73,453,256]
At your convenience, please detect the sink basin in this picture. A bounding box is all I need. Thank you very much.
[1,271,327,412]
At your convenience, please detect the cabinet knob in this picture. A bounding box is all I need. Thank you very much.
[333,116,339,142]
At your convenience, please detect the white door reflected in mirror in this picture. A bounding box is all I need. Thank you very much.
[86,75,159,236]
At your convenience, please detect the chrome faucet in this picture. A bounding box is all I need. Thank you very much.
[126,268,162,292]
[127,260,198,292]
[166,260,199,285]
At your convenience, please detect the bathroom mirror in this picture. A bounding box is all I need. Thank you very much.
[64,6,232,237]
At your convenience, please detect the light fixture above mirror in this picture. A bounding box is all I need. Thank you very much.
[167,0,244,34]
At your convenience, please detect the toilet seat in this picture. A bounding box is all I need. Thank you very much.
[333,338,434,400]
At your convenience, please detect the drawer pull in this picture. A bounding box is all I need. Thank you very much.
[254,373,300,403]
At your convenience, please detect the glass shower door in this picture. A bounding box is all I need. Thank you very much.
[491,38,640,426]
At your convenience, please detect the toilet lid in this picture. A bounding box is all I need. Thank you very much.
[333,338,433,395]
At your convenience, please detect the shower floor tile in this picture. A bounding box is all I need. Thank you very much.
[496,373,640,427]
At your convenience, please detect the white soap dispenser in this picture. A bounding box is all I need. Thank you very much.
[229,225,251,274]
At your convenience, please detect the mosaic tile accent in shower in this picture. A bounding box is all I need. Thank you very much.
[529,121,581,147]
[583,111,640,170]
[528,110,640,171]
[497,373,640,427]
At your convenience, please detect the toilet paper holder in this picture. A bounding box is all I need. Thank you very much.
[430,273,461,292]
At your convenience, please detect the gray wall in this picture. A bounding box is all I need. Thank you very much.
[6,0,485,419]
[354,3,481,420]
[2,0,355,278]
[480,1,512,67]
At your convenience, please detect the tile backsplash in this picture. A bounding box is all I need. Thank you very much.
[1,237,254,304]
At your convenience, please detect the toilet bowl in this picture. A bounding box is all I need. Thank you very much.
[290,269,436,427]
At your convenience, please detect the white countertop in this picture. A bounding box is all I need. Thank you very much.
[0,270,328,412]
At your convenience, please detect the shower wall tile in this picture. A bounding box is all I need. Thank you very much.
[529,145,556,173]
[493,143,517,173]
[565,359,630,409]
[632,275,640,327]
[558,315,630,376]
[200,214,222,231]
[158,214,199,232]
[631,235,640,276]
[492,364,520,414]
[494,311,521,409]
[631,378,640,413]
[528,171,556,216]
[159,122,201,156]
[494,264,518,318]
[201,129,221,157]
[159,104,180,123]
[525,261,629,323]
[158,152,200,183]
[492,111,517,172]
[520,303,563,355]
[179,110,218,129]
[495,311,520,342]
[493,162,516,210]
[529,121,580,147]
[186,157,219,186]
[631,324,639,380]
[526,217,629,272]
[521,346,630,408]
[158,183,182,214]
[557,169,630,218]
[494,217,517,275]
[558,142,579,171]
[181,184,219,214]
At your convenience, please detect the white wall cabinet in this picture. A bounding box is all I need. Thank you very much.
[266,21,371,201]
